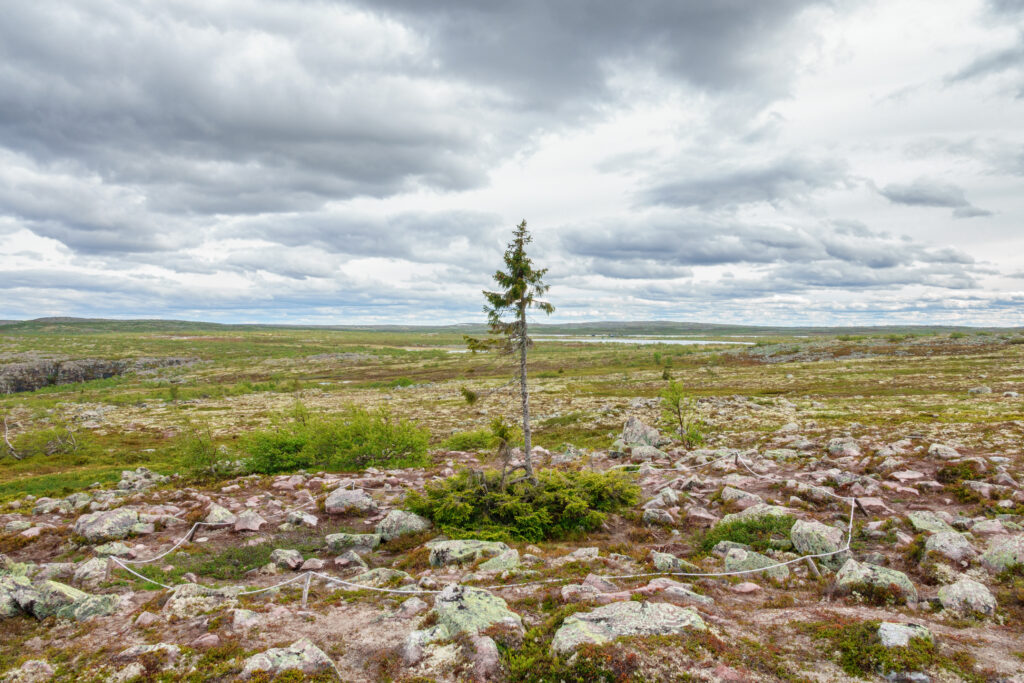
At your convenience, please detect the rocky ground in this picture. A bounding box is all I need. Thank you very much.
[0,329,1023,681]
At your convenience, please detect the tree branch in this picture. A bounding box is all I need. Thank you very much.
[3,416,23,460]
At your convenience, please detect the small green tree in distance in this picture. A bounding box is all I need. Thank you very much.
[660,379,706,448]
[466,220,553,484]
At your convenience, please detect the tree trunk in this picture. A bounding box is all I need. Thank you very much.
[518,302,535,482]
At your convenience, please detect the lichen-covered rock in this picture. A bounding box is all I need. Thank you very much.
[324,488,377,515]
[204,503,237,525]
[285,510,318,528]
[240,638,333,680]
[907,511,956,535]
[325,533,381,553]
[0,573,38,618]
[376,510,432,542]
[348,567,412,588]
[928,443,960,459]
[642,508,674,526]
[72,558,108,589]
[0,658,54,682]
[427,539,510,567]
[432,584,523,639]
[877,622,932,648]
[163,583,239,619]
[980,534,1024,573]
[270,549,303,570]
[836,559,917,603]
[650,551,699,574]
[117,467,168,491]
[827,438,861,457]
[478,549,520,572]
[72,509,139,543]
[92,542,132,558]
[620,416,670,448]
[719,503,791,526]
[30,581,89,619]
[723,548,789,581]
[551,601,706,654]
[924,532,977,564]
[938,577,997,616]
[789,519,848,570]
[631,444,667,461]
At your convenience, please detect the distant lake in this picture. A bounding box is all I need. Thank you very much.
[532,336,753,346]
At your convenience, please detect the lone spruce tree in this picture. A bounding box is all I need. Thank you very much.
[475,220,553,483]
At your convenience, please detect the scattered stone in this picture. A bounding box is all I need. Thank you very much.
[650,551,698,573]
[285,510,318,528]
[967,386,992,395]
[478,549,520,572]
[732,582,761,594]
[427,539,510,567]
[375,509,432,541]
[980,534,1024,573]
[642,508,674,526]
[790,518,849,571]
[134,611,159,628]
[325,533,381,553]
[270,549,303,570]
[620,416,670,448]
[190,633,220,650]
[348,567,412,588]
[240,638,334,680]
[719,503,791,526]
[234,510,266,533]
[877,622,932,648]
[827,437,861,457]
[907,511,956,535]
[551,601,706,654]
[938,577,997,616]
[72,558,108,589]
[836,559,917,603]
[324,488,378,515]
[927,443,960,459]
[0,659,54,682]
[72,509,139,543]
[204,503,237,525]
[723,547,789,581]
[924,532,976,564]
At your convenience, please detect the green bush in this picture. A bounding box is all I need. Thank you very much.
[405,469,640,542]
[243,406,430,474]
[441,429,494,451]
[699,515,796,553]
[175,423,228,481]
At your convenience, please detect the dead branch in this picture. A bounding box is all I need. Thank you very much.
[3,415,23,460]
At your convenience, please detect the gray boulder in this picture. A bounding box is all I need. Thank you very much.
[233,510,266,532]
[324,488,377,515]
[72,509,139,543]
[204,503,237,525]
[790,519,849,570]
[240,638,334,680]
[551,601,706,654]
[719,503,791,526]
[938,577,997,616]
[426,539,510,567]
[620,416,670,447]
[325,533,381,553]
[376,510,432,542]
[72,558,108,590]
[980,534,1024,573]
[270,549,303,571]
[723,548,789,581]
[827,438,861,457]
[348,568,411,588]
[836,559,917,603]
[907,511,956,535]
[924,532,976,564]
[877,622,932,648]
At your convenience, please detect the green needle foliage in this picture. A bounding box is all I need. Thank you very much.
[406,468,639,543]
[466,220,554,483]
[659,380,706,447]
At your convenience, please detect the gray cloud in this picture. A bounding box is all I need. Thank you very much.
[641,156,848,209]
[878,178,992,218]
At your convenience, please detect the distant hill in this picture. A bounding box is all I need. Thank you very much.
[0,316,1020,337]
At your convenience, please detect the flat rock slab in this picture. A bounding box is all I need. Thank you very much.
[836,559,918,603]
[938,577,997,616]
[907,511,956,535]
[551,601,706,654]
[72,509,139,543]
[376,510,432,541]
[426,539,510,567]
[241,638,333,680]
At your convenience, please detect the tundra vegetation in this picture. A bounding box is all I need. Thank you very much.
[0,318,1022,681]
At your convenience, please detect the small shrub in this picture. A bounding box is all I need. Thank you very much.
[243,406,430,474]
[659,381,705,447]
[406,469,640,543]
[176,423,227,481]
[806,620,931,677]
[459,386,479,405]
[937,462,983,485]
[699,515,796,553]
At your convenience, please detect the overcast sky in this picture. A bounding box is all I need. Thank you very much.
[1,0,1023,326]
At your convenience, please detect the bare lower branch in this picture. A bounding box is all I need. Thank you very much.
[3,416,23,460]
